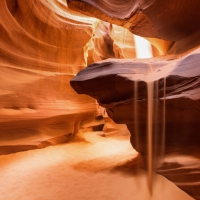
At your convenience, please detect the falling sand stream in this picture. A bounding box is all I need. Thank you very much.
[132,34,175,195]
[147,81,154,194]
[148,79,166,194]
[134,78,167,195]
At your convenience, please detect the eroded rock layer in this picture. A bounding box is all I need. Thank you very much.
[67,0,200,40]
[70,49,200,199]
[68,0,200,54]
[0,0,96,154]
[1,0,145,155]
[0,0,99,155]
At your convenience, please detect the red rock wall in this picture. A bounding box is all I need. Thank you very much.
[1,0,144,155]
[0,0,98,154]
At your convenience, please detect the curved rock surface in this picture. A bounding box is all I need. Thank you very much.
[68,0,200,54]
[1,0,144,155]
[1,0,200,198]
[0,0,105,155]
[67,0,200,41]
[0,0,98,155]
[70,49,200,199]
[68,1,200,198]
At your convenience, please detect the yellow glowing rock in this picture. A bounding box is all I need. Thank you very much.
[0,0,102,154]
[110,24,136,58]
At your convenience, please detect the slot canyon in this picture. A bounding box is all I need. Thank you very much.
[0,0,200,199]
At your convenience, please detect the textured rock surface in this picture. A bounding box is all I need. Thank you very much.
[1,0,200,198]
[67,0,200,40]
[71,49,200,199]
[68,1,200,198]
[1,0,145,155]
[71,49,200,154]
[68,0,200,54]
[0,0,98,155]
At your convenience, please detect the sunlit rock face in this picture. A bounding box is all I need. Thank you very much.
[0,0,118,155]
[0,0,143,155]
[0,0,99,154]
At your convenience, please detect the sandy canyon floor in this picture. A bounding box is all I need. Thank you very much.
[0,132,194,200]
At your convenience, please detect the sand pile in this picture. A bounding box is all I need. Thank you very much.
[0,132,193,200]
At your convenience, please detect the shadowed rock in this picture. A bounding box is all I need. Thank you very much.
[68,0,200,54]
[70,49,200,199]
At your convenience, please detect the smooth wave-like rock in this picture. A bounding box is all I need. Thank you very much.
[0,0,99,155]
[67,0,200,41]
[68,0,200,54]
[1,0,145,155]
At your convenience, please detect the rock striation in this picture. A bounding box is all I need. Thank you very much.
[0,0,98,155]
[68,0,200,54]
[1,0,145,155]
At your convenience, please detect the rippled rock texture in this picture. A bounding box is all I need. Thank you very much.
[68,0,200,39]
[1,0,145,155]
[68,0,200,54]
[0,0,95,154]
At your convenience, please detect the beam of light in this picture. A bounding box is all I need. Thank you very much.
[133,35,153,58]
